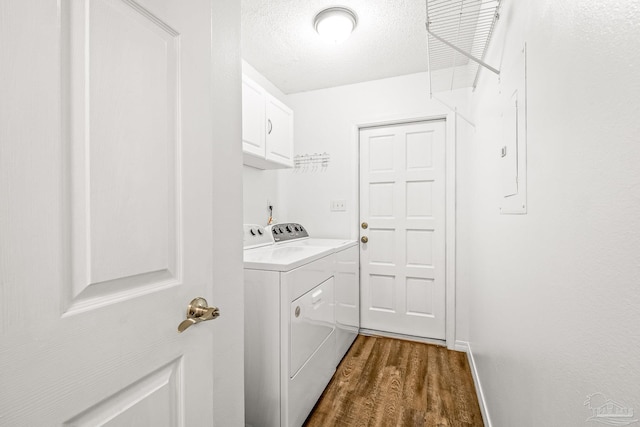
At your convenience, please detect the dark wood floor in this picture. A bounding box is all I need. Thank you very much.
[304,335,484,427]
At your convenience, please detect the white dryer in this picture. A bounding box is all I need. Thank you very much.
[265,223,359,365]
[243,224,337,427]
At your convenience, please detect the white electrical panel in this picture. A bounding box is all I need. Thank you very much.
[499,44,527,215]
[501,90,518,198]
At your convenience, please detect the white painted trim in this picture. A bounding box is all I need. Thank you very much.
[445,112,457,351]
[353,110,457,350]
[456,341,492,427]
[357,113,448,130]
[359,328,446,348]
[454,340,470,353]
[350,124,360,241]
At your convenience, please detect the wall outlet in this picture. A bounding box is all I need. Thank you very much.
[330,199,347,212]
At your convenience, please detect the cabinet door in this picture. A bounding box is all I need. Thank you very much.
[265,94,294,167]
[242,76,266,158]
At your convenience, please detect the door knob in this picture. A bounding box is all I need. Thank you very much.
[178,297,220,333]
[361,222,368,229]
[361,236,368,243]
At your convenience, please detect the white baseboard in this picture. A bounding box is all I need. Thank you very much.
[454,340,470,353]
[454,340,492,427]
[358,328,446,347]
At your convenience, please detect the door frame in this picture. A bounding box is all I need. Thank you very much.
[352,112,457,349]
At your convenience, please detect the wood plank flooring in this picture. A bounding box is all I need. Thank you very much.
[304,335,484,427]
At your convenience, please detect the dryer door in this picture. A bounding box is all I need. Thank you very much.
[290,277,335,377]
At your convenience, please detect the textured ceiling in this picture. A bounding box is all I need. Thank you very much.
[241,0,429,94]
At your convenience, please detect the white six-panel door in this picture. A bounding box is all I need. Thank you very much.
[0,0,240,424]
[359,121,446,339]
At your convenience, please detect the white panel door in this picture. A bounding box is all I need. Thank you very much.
[359,121,446,339]
[0,0,240,424]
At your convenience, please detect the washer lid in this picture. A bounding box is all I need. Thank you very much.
[243,245,333,272]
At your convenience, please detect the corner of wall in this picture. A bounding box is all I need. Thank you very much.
[455,341,492,427]
[241,59,290,104]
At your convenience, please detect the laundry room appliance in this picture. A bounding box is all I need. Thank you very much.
[243,224,337,427]
[265,223,359,364]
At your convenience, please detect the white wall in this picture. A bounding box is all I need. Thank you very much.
[242,165,280,226]
[242,60,288,105]
[458,0,640,426]
[283,73,465,238]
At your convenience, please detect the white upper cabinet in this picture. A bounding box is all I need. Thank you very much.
[242,75,294,169]
[265,96,294,166]
[242,76,266,159]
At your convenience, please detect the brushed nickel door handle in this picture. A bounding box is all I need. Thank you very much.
[178,297,220,333]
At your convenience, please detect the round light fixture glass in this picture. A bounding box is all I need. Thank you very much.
[314,7,358,44]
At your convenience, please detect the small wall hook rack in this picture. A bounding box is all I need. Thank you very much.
[294,152,330,172]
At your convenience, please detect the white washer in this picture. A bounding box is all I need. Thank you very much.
[243,224,337,427]
[265,223,359,365]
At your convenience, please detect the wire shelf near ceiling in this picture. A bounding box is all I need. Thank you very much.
[426,0,502,95]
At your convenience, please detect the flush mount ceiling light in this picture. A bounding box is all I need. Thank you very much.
[314,7,358,44]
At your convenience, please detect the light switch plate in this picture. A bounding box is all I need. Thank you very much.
[330,200,346,211]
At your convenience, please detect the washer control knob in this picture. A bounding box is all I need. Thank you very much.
[286,225,292,232]
[250,229,256,236]
[279,227,284,233]
[257,229,263,235]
